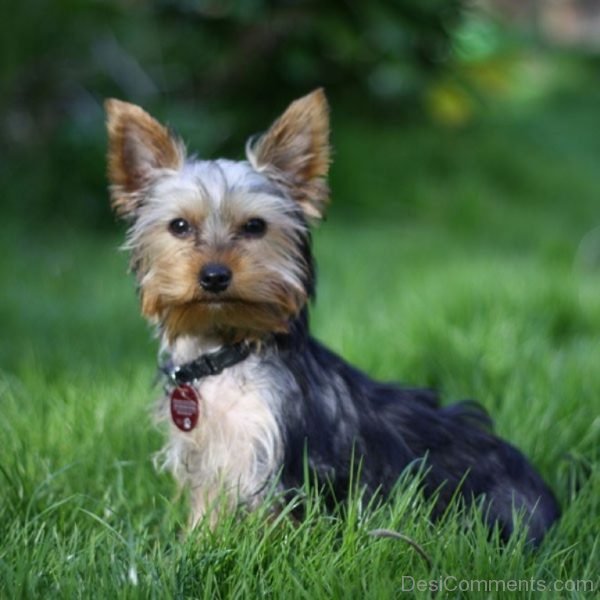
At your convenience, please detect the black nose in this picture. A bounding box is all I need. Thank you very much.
[199,263,232,293]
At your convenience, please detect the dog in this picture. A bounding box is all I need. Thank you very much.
[105,89,560,544]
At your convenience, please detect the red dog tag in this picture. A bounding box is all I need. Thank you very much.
[170,384,200,432]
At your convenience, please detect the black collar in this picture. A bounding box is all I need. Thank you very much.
[163,342,252,385]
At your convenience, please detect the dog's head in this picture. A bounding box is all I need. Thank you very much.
[105,90,330,341]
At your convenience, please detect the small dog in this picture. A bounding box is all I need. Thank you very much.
[105,89,559,544]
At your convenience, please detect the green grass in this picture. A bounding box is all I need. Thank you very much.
[2,97,600,597]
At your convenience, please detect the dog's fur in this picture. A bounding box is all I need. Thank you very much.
[105,90,560,543]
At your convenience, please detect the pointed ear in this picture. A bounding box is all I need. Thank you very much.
[105,99,185,218]
[247,89,331,219]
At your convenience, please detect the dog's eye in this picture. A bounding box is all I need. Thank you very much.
[241,218,267,238]
[168,218,192,237]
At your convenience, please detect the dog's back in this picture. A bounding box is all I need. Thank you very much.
[277,335,560,546]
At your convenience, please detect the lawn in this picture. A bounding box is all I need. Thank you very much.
[1,93,599,598]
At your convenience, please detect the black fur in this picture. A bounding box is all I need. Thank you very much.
[264,221,560,546]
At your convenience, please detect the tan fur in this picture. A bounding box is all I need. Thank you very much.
[105,99,185,217]
[121,173,309,339]
[162,300,299,343]
[133,224,307,339]
[247,89,331,219]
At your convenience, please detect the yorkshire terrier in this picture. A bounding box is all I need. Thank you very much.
[105,89,559,544]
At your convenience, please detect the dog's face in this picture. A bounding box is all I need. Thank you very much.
[105,90,330,341]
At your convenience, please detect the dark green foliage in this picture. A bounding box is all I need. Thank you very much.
[1,0,463,227]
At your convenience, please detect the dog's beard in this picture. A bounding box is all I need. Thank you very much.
[160,294,303,342]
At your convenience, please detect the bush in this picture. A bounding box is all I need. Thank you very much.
[1,0,464,227]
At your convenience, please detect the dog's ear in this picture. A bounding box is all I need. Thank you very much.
[105,99,185,219]
[247,89,331,220]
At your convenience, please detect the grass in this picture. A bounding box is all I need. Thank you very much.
[1,94,600,598]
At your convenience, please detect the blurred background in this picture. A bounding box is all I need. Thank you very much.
[2,0,600,374]
[2,0,599,228]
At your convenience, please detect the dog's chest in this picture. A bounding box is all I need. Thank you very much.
[193,359,278,441]
[161,355,285,506]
